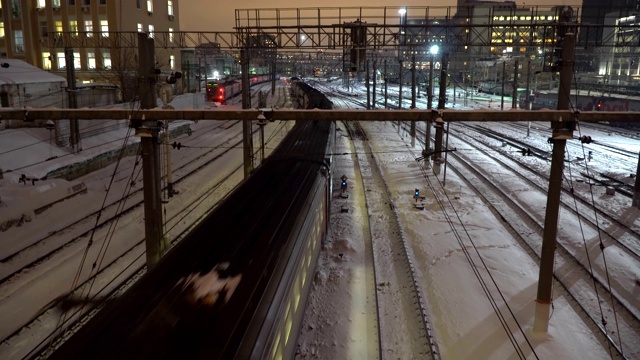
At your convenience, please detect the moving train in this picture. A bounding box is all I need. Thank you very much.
[205,74,271,102]
[48,82,336,360]
[519,91,640,129]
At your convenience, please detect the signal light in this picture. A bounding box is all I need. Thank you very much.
[596,102,602,111]
[415,189,420,197]
[172,141,182,149]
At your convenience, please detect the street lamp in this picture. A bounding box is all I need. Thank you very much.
[428,45,439,110]
[398,8,407,26]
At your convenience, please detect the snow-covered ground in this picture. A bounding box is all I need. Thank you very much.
[295,84,640,359]
[1,82,639,359]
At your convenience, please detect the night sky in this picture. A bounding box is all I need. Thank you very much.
[180,0,580,32]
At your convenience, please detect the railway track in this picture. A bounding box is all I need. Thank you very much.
[0,120,292,358]
[449,125,640,263]
[496,122,638,190]
[0,123,245,277]
[344,120,439,359]
[407,123,640,358]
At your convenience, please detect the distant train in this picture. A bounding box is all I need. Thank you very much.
[205,74,271,102]
[519,91,640,129]
[477,80,515,96]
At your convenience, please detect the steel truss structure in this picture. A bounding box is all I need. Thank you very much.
[47,6,640,50]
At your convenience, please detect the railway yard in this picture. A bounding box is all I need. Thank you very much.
[0,79,639,359]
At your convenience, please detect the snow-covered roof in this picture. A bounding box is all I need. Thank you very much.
[0,59,66,85]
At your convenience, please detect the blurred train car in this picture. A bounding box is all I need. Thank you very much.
[47,81,336,360]
[206,74,271,102]
[519,91,640,129]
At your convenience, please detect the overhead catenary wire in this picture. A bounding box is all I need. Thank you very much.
[409,133,538,359]
[44,123,140,355]
[569,71,623,357]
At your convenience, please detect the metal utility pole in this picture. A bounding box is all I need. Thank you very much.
[366,60,371,110]
[425,54,434,155]
[241,48,253,178]
[428,55,434,110]
[525,59,532,136]
[633,151,640,208]
[434,52,448,165]
[398,60,403,109]
[197,57,202,93]
[136,32,165,268]
[500,61,506,110]
[163,119,175,198]
[384,60,388,109]
[372,58,377,109]
[271,58,277,95]
[203,53,208,90]
[65,47,80,153]
[411,54,416,109]
[534,33,576,333]
[410,55,416,147]
[512,59,519,109]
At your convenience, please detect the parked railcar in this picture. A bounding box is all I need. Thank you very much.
[205,75,271,103]
[519,91,640,129]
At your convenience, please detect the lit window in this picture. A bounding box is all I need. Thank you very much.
[137,23,143,32]
[170,55,175,69]
[167,0,173,16]
[102,50,111,69]
[148,24,154,38]
[37,0,45,8]
[74,52,81,69]
[57,52,66,69]
[53,0,60,7]
[100,20,108,37]
[14,30,24,53]
[55,21,63,33]
[70,21,78,35]
[87,52,96,69]
[147,0,153,13]
[169,27,174,42]
[42,52,52,69]
[0,23,4,38]
[85,20,93,37]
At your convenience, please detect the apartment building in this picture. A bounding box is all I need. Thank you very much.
[0,0,181,100]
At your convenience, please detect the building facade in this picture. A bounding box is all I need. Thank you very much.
[0,0,181,101]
